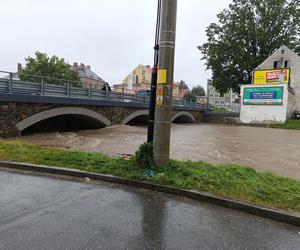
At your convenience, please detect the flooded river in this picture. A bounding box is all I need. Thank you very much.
[18,124,300,179]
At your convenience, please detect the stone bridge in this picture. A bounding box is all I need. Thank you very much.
[0,94,204,137]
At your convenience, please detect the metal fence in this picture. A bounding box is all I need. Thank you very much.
[0,70,210,109]
[211,104,241,113]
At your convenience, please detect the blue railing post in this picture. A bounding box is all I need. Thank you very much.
[106,87,109,100]
[8,73,12,94]
[0,70,205,110]
[88,84,91,99]
[41,77,45,96]
[67,82,70,97]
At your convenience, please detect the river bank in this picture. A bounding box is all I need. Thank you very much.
[14,124,300,179]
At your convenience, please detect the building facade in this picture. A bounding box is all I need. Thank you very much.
[207,80,239,108]
[118,65,190,100]
[72,63,109,90]
[174,81,189,100]
[196,96,208,105]
[255,45,300,112]
[122,64,152,91]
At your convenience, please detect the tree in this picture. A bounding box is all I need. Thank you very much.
[199,0,300,94]
[19,51,80,85]
[177,80,189,90]
[185,85,206,101]
[295,44,300,56]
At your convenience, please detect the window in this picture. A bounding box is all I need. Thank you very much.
[284,60,290,68]
[215,101,219,104]
[274,61,280,69]
[281,49,285,55]
[210,94,214,97]
[215,94,219,97]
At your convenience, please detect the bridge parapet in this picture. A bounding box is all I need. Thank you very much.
[0,71,206,137]
[0,70,209,111]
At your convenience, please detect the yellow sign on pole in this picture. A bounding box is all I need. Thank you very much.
[253,69,290,85]
[156,86,164,106]
[157,69,167,84]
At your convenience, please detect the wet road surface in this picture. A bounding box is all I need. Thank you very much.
[18,124,300,179]
[0,169,299,250]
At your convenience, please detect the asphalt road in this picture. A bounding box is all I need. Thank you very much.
[0,169,299,250]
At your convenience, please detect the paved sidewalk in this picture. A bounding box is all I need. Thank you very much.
[0,170,299,250]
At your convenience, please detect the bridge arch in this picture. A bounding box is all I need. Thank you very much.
[172,111,196,123]
[122,110,149,125]
[16,107,111,134]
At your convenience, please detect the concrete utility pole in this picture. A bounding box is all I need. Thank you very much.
[153,0,177,167]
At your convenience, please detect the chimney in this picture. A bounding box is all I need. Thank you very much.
[87,65,91,70]
[17,63,22,73]
[73,62,78,73]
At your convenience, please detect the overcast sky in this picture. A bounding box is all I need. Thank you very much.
[0,0,232,89]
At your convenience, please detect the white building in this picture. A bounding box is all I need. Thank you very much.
[207,80,240,111]
[240,84,295,124]
[240,45,299,124]
[255,45,300,113]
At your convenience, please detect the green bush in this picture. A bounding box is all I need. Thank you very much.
[133,142,154,169]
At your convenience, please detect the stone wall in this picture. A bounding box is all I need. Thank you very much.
[0,102,203,138]
[203,113,240,125]
[180,110,203,123]
[0,102,142,137]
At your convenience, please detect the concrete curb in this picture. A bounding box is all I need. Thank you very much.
[0,160,299,227]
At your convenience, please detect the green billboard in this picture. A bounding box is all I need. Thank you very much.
[243,86,283,105]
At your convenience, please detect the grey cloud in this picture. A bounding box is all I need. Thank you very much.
[0,0,232,90]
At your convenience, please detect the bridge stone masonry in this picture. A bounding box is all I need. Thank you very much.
[0,96,203,138]
[0,73,207,137]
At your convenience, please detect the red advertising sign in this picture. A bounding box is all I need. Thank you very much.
[266,69,288,83]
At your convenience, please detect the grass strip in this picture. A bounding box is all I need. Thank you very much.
[271,119,300,130]
[0,140,299,213]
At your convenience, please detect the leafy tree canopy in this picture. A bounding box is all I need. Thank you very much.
[185,85,206,101]
[199,0,300,94]
[19,51,80,85]
[295,45,300,56]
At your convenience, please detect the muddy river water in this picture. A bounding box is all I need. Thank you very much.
[18,124,300,179]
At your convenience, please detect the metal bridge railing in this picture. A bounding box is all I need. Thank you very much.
[0,70,208,109]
